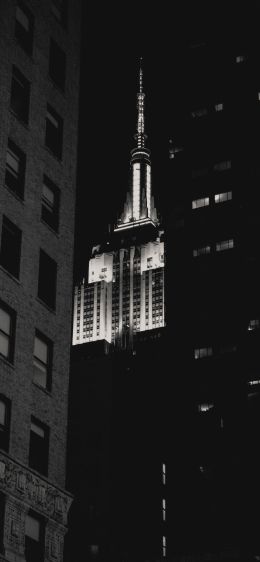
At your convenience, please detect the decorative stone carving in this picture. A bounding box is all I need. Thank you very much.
[0,452,73,527]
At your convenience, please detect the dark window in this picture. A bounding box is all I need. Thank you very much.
[41,175,60,231]
[25,511,45,562]
[0,216,22,278]
[51,0,67,26]
[33,331,52,390]
[11,65,30,124]
[38,249,57,310]
[49,38,66,91]
[29,417,49,476]
[15,1,34,55]
[0,395,11,452]
[45,104,63,159]
[5,138,26,198]
[0,492,5,554]
[0,300,16,363]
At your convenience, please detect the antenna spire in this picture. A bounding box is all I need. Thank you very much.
[136,57,146,148]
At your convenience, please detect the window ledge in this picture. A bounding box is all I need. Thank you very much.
[43,144,62,164]
[36,297,56,315]
[0,264,21,285]
[4,183,24,204]
[32,381,52,396]
[48,75,66,97]
[0,353,15,370]
[40,218,59,238]
[9,108,30,130]
[13,37,34,61]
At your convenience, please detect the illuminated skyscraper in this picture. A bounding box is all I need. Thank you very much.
[72,62,165,348]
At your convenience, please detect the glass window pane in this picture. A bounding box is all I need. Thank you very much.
[16,6,29,31]
[25,515,40,541]
[34,337,48,364]
[0,309,11,335]
[42,184,54,207]
[31,422,44,438]
[6,150,19,175]
[0,333,9,358]
[0,401,6,426]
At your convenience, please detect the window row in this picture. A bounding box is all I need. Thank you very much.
[5,143,60,228]
[193,239,234,257]
[192,191,232,209]
[0,399,49,477]
[15,0,67,61]
[0,301,53,391]
[0,220,57,309]
[11,65,64,158]
[194,344,237,359]
[191,160,231,179]
[0,493,45,562]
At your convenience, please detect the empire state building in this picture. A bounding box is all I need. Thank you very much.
[72,63,165,347]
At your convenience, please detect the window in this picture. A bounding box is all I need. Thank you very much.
[162,536,166,558]
[0,395,11,452]
[45,104,63,159]
[33,331,52,390]
[29,417,49,475]
[214,191,232,204]
[10,66,30,123]
[191,108,207,118]
[248,319,259,331]
[162,499,166,521]
[0,216,22,278]
[216,239,234,252]
[198,403,214,413]
[162,463,166,485]
[38,250,57,310]
[0,492,5,554]
[15,1,34,55]
[213,160,231,172]
[193,245,211,257]
[49,38,66,91]
[41,175,60,231]
[194,347,213,359]
[192,197,209,210]
[214,103,224,112]
[236,55,245,63]
[0,301,16,362]
[25,512,44,562]
[51,0,67,25]
[5,138,26,198]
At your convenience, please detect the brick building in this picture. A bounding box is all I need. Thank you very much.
[0,1,81,560]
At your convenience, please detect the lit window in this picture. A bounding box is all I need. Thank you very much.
[193,246,211,257]
[0,395,11,452]
[45,104,63,159]
[214,160,231,171]
[258,92,260,101]
[162,536,166,558]
[41,175,60,231]
[15,1,34,55]
[194,347,213,359]
[248,380,260,386]
[29,417,49,476]
[33,331,52,390]
[169,143,183,159]
[49,38,66,91]
[214,103,223,112]
[198,403,214,412]
[214,191,232,204]
[236,55,245,63]
[192,197,209,210]
[25,512,44,562]
[0,216,22,278]
[248,319,259,331]
[191,108,207,118]
[5,138,26,198]
[162,498,166,521]
[10,65,30,123]
[216,239,234,252]
[0,301,16,363]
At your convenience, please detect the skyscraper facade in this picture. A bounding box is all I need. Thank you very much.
[72,64,165,348]
[0,1,81,560]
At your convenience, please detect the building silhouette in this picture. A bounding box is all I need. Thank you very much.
[0,1,81,560]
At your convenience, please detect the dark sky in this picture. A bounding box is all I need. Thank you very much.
[73,3,250,280]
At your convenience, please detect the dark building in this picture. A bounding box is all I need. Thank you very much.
[163,21,260,562]
[0,1,81,560]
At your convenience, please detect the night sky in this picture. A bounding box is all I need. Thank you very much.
[73,3,249,280]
